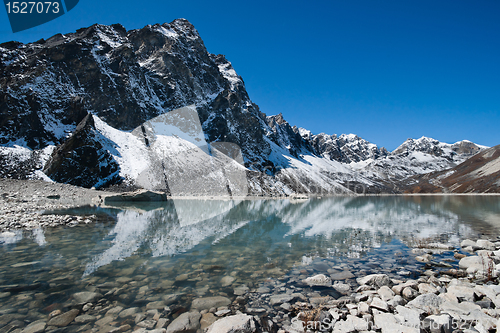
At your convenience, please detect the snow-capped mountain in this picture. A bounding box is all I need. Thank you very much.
[299,130,389,163]
[0,19,494,194]
[0,19,271,167]
[403,145,500,193]
[393,136,484,162]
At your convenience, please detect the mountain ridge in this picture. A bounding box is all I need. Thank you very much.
[0,19,496,194]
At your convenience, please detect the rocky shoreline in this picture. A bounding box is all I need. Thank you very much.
[1,235,499,333]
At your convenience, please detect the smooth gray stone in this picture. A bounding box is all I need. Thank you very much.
[191,296,231,311]
[166,311,201,333]
[46,309,79,327]
[72,291,102,304]
[206,314,256,333]
[330,271,355,280]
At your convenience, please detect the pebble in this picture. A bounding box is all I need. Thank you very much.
[46,309,79,327]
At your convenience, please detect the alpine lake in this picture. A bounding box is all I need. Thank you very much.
[1,195,500,332]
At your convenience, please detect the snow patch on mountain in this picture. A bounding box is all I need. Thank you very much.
[217,61,241,90]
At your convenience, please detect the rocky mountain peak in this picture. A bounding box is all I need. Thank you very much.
[301,131,388,164]
[393,136,486,162]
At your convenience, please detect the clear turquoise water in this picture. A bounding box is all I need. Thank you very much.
[0,196,499,322]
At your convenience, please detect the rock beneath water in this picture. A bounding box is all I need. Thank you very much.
[74,314,97,324]
[416,254,432,263]
[426,243,454,250]
[100,189,167,204]
[233,285,249,296]
[72,291,102,304]
[256,287,270,294]
[215,309,231,317]
[1,231,16,238]
[163,294,181,305]
[157,318,169,329]
[200,313,217,330]
[191,297,231,311]
[356,274,391,288]
[46,309,79,327]
[95,316,114,327]
[303,274,332,287]
[116,277,133,283]
[175,274,189,282]
[166,311,201,333]
[221,276,235,287]
[22,321,46,333]
[333,283,351,294]
[206,314,256,333]
[118,307,139,318]
[138,319,157,329]
[146,301,166,310]
[309,296,333,307]
[269,294,295,306]
[106,306,124,316]
[330,270,355,280]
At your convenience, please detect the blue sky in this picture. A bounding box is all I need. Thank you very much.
[1,0,499,150]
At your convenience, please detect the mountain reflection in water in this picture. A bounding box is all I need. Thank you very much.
[2,196,499,278]
[79,196,498,275]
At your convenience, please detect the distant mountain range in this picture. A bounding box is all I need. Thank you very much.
[0,19,497,195]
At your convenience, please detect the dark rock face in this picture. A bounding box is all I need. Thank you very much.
[0,19,271,168]
[43,113,121,188]
[266,114,311,158]
[299,130,389,163]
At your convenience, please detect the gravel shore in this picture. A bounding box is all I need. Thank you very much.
[0,178,106,231]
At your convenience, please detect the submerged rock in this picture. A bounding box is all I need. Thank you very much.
[191,296,231,311]
[21,321,46,333]
[303,274,332,287]
[356,274,391,288]
[206,314,256,333]
[46,309,79,327]
[72,291,102,304]
[166,311,201,333]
